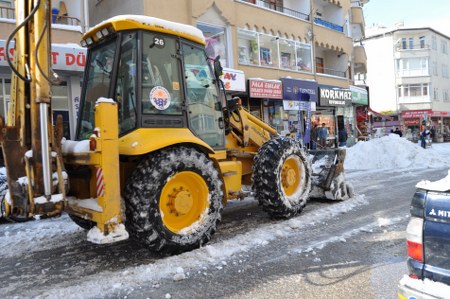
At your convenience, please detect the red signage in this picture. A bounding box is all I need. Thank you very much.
[401,110,431,118]
[430,111,450,117]
[249,79,282,99]
[0,40,86,72]
[403,119,420,125]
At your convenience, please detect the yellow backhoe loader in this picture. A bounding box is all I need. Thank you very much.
[0,2,350,253]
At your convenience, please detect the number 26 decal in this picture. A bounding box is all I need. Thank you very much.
[154,36,165,48]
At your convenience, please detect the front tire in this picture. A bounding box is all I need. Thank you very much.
[252,136,311,218]
[125,146,223,253]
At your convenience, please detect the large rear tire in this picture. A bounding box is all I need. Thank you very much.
[252,136,311,218]
[124,146,223,253]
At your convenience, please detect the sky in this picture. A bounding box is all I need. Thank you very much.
[363,0,450,37]
[2,135,450,297]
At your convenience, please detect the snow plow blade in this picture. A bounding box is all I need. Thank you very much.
[308,148,353,200]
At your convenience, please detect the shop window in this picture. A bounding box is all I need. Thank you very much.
[237,29,259,65]
[197,23,228,67]
[296,42,312,72]
[279,39,295,70]
[259,34,278,67]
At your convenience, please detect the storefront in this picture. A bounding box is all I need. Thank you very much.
[247,78,283,130]
[281,78,317,145]
[316,85,352,147]
[402,110,450,142]
[350,85,368,145]
[0,40,85,140]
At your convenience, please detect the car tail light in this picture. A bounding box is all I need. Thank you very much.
[406,217,424,262]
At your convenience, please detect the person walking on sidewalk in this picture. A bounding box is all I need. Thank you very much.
[310,123,319,150]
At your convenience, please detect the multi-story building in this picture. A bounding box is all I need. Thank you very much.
[363,26,450,140]
[0,0,89,139]
[90,0,369,146]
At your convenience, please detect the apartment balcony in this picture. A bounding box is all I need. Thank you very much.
[350,6,365,38]
[0,6,81,26]
[316,66,347,78]
[238,0,310,21]
[0,6,82,43]
[353,45,367,73]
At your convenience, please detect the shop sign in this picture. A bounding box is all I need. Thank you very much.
[281,78,318,102]
[403,119,420,125]
[0,40,86,72]
[431,111,450,117]
[282,100,316,111]
[220,68,246,92]
[401,110,432,119]
[350,85,368,105]
[318,86,352,107]
[249,79,282,99]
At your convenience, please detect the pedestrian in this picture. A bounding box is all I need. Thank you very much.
[394,127,403,137]
[420,128,430,149]
[310,123,319,150]
[318,123,328,149]
[338,127,348,147]
[430,127,436,141]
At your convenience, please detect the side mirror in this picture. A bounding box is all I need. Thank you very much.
[213,55,223,80]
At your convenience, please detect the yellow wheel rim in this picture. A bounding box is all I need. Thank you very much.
[281,156,303,196]
[159,171,209,234]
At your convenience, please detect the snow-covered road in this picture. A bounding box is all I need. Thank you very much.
[1,136,450,298]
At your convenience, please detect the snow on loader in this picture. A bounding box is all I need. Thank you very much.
[0,4,350,254]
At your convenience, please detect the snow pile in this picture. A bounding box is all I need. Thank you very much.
[345,134,450,170]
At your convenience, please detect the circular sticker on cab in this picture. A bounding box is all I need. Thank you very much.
[150,86,171,110]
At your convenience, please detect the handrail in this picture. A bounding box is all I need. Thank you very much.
[317,66,347,78]
[314,18,343,33]
[240,0,309,21]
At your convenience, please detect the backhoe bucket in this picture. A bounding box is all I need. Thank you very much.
[308,148,353,200]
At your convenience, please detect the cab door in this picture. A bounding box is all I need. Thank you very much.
[181,43,225,149]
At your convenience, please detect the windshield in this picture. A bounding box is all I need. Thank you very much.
[77,39,117,140]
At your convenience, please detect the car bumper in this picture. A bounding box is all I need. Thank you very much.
[398,282,439,299]
[397,273,450,299]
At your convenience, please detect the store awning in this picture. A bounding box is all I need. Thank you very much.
[369,108,393,120]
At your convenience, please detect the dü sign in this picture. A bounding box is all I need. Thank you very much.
[0,40,86,72]
[249,79,282,99]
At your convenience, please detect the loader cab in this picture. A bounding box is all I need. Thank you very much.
[77,21,225,149]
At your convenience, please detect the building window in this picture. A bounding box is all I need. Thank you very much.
[197,23,229,67]
[408,37,414,49]
[442,64,449,78]
[401,38,407,49]
[399,83,429,98]
[441,40,448,54]
[444,89,449,101]
[434,87,439,100]
[397,57,428,76]
[259,34,279,67]
[432,61,438,76]
[419,36,425,48]
[296,42,312,72]
[432,35,437,50]
[237,28,312,73]
[237,29,259,65]
[279,38,296,70]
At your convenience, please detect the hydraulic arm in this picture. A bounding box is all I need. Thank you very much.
[0,0,66,219]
